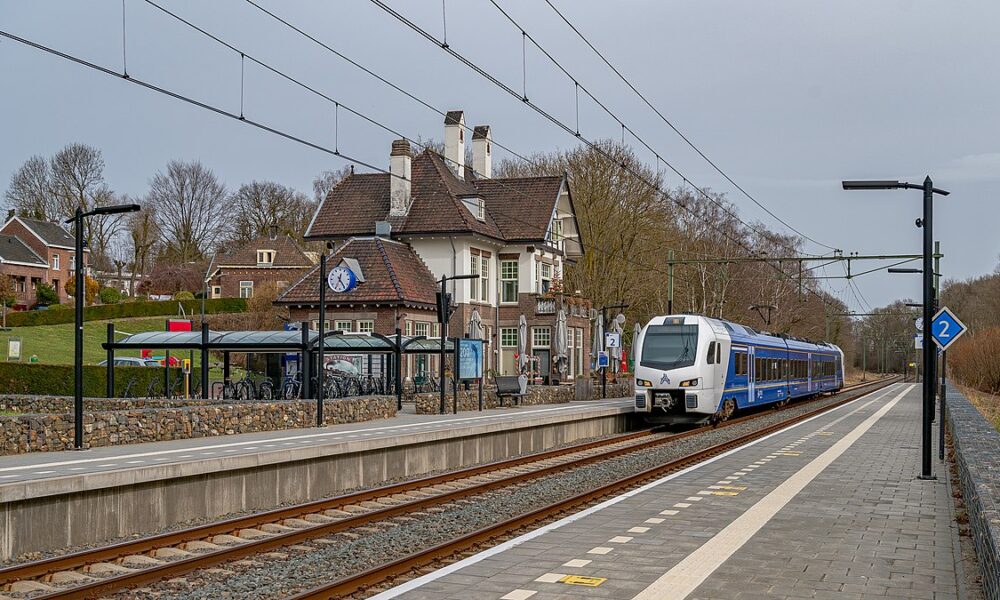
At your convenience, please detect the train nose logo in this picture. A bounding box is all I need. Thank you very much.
[660,373,671,385]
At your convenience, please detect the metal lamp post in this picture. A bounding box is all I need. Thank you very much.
[437,273,479,414]
[842,178,948,480]
[66,203,141,450]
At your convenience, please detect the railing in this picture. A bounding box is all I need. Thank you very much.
[535,297,556,315]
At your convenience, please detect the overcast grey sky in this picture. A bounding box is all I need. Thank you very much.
[2,1,998,311]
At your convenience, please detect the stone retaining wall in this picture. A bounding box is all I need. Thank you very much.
[414,379,635,414]
[0,395,229,414]
[0,396,395,455]
[945,387,1000,598]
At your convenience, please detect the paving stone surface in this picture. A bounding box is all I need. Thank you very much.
[391,383,964,600]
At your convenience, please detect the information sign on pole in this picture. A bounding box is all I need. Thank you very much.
[604,332,621,349]
[7,337,21,361]
[930,307,967,351]
[597,350,610,368]
[457,338,484,380]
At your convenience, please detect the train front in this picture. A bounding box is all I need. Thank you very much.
[633,315,724,424]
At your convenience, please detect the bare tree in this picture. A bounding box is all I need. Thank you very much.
[4,155,54,220]
[147,160,227,263]
[229,181,315,243]
[126,209,159,296]
[312,166,353,203]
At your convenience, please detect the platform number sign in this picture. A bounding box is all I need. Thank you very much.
[604,332,621,349]
[930,307,967,351]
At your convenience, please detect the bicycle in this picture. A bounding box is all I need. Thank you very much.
[281,373,302,400]
[145,377,162,399]
[122,376,139,399]
[235,372,274,401]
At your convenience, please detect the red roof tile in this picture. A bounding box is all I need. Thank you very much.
[275,237,438,308]
[216,234,315,268]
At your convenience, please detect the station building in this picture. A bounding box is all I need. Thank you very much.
[276,111,593,382]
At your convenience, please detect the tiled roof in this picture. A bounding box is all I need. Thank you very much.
[0,235,46,266]
[275,237,438,308]
[472,176,563,241]
[216,234,315,268]
[306,150,562,243]
[16,217,76,248]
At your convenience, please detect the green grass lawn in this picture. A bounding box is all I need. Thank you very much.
[0,317,201,365]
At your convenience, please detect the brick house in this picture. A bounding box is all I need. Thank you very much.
[276,111,593,382]
[207,229,317,299]
[0,216,88,306]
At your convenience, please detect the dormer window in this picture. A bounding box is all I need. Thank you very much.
[549,219,563,249]
[256,250,275,266]
[476,198,485,221]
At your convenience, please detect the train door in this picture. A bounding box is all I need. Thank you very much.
[747,346,756,403]
[807,352,813,393]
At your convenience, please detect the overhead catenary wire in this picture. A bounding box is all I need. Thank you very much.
[541,0,839,253]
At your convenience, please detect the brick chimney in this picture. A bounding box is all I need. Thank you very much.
[444,110,465,177]
[472,125,492,179]
[389,138,412,217]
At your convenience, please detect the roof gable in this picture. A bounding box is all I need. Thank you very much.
[275,237,438,308]
[216,234,315,268]
[11,217,77,249]
[0,235,47,266]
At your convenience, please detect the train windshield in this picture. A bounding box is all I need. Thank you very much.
[640,324,699,371]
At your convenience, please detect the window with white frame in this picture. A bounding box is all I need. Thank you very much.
[335,320,352,332]
[500,327,518,347]
[532,326,551,348]
[69,255,76,271]
[212,285,221,298]
[500,259,518,303]
[476,198,485,221]
[239,281,253,298]
[357,320,374,334]
[256,250,275,265]
[550,219,563,248]
[538,262,552,294]
[52,254,60,270]
[311,320,331,331]
[575,327,584,375]
[414,322,430,337]
[470,249,490,302]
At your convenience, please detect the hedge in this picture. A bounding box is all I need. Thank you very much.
[0,363,184,397]
[7,298,247,327]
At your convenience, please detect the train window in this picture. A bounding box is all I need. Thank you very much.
[755,358,762,382]
[716,343,722,364]
[735,353,746,376]
[706,341,716,364]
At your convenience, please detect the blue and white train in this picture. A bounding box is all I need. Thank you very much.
[633,314,844,424]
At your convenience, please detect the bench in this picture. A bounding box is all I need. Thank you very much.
[494,375,527,407]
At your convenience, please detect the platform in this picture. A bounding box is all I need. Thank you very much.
[383,382,965,600]
[0,398,634,560]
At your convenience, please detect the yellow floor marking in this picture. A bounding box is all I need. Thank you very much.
[535,573,567,583]
[709,485,747,491]
[659,510,679,516]
[709,491,740,496]
[560,575,607,587]
[609,536,633,543]
[587,547,612,555]
[645,517,665,524]
[628,527,650,533]
[501,590,537,600]
[563,559,591,568]
[631,385,911,600]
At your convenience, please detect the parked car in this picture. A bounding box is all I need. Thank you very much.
[98,357,161,367]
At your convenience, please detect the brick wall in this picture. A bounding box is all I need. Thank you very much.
[213,266,309,299]
[945,387,1000,598]
[0,262,47,306]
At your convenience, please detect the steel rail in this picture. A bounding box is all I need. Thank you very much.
[288,378,899,599]
[5,377,891,598]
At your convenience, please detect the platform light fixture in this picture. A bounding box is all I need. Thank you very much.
[841,176,949,480]
[65,203,141,450]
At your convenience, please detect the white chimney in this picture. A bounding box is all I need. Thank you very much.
[444,110,465,176]
[472,125,492,179]
[389,139,411,217]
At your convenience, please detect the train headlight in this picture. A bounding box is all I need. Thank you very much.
[680,378,699,388]
[636,379,652,388]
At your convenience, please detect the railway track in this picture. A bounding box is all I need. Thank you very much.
[0,377,896,599]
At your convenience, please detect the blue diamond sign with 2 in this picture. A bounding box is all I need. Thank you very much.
[930,307,967,351]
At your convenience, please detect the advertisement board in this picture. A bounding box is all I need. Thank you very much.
[458,338,484,380]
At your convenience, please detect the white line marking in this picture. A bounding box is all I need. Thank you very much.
[587,547,613,555]
[631,384,912,600]
[34,471,55,475]
[645,517,666,524]
[628,527,650,533]
[609,536,633,543]
[534,573,566,583]
[685,496,703,501]
[673,503,691,508]
[366,384,901,599]
[0,400,628,473]
[659,510,679,516]
[501,591,537,600]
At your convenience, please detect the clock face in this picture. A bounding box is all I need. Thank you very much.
[327,266,356,293]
